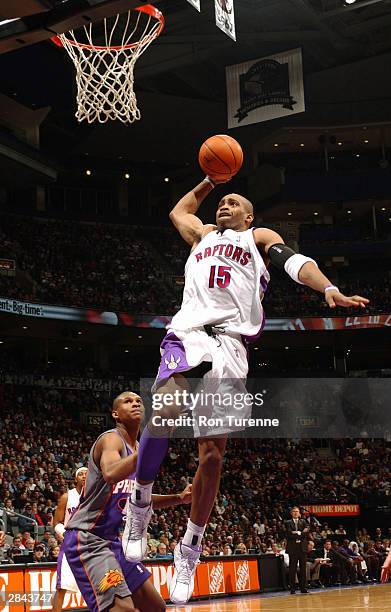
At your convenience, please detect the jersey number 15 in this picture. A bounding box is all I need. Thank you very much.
[208,265,231,288]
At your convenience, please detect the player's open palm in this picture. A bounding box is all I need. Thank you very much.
[325,289,369,309]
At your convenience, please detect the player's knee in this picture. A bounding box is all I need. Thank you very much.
[108,595,135,612]
[199,445,224,472]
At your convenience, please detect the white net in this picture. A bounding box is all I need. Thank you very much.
[55,5,164,124]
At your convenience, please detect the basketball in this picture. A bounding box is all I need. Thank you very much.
[198,134,243,181]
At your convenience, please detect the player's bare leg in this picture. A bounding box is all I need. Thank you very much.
[123,374,187,562]
[131,580,166,612]
[190,436,227,526]
[108,595,139,612]
[169,436,227,605]
[51,589,66,612]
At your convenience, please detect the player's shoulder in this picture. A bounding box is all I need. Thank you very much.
[95,429,123,449]
[192,224,217,250]
[201,224,217,238]
[57,490,69,505]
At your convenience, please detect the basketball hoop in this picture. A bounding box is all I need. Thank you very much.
[52,4,164,124]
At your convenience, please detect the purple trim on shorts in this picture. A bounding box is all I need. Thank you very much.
[56,547,64,590]
[155,332,192,387]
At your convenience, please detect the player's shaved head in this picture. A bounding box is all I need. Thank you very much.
[237,194,254,215]
[112,391,140,410]
[224,193,253,214]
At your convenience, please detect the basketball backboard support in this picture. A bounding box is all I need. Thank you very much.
[0,0,161,55]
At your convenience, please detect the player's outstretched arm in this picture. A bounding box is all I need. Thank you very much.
[254,228,369,310]
[169,179,217,246]
[53,492,68,540]
[95,432,138,485]
[151,484,192,509]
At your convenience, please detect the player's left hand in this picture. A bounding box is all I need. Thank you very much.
[179,484,192,504]
[325,289,369,309]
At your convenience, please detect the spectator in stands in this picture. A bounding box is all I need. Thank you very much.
[49,544,60,562]
[32,543,48,563]
[306,541,322,587]
[155,543,172,559]
[335,524,347,535]
[12,535,25,550]
[338,539,367,583]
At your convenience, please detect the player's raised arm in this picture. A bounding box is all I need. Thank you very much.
[53,492,68,539]
[169,179,218,246]
[95,432,138,485]
[254,228,369,309]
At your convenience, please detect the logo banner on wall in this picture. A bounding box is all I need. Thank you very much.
[186,0,201,10]
[226,48,305,128]
[303,504,360,517]
[0,558,260,609]
[1,296,391,331]
[215,0,236,41]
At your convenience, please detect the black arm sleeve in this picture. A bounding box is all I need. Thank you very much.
[268,243,297,270]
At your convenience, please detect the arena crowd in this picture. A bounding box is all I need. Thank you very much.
[0,383,389,582]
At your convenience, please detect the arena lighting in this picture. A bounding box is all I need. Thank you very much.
[77,331,83,335]
[64,346,69,350]
[253,347,259,351]
[315,346,320,349]
[356,154,360,158]
[337,142,343,146]
[124,349,129,353]
[273,143,279,147]
[364,139,369,143]
[86,169,92,176]
[22,326,28,330]
[347,210,352,214]
[164,177,170,182]
[138,335,143,339]
[299,143,305,147]
[344,0,357,5]
[287,212,292,216]
[285,346,290,350]
[381,207,386,211]
[314,212,319,216]
[125,172,130,179]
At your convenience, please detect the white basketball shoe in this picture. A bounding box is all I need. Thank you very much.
[122,499,153,562]
[169,541,201,604]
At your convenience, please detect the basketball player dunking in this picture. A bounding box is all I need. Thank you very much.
[124,177,369,604]
[51,467,88,612]
[61,392,191,612]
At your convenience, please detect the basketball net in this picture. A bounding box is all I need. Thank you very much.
[52,5,164,124]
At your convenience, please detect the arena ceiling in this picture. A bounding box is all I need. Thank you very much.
[1,0,391,168]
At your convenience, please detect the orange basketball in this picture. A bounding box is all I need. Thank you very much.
[198,134,243,181]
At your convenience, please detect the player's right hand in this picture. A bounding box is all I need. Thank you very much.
[206,175,231,185]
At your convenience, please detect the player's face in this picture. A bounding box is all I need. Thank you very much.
[76,469,87,487]
[114,393,144,425]
[216,194,253,231]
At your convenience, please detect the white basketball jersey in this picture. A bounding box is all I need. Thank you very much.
[170,228,270,339]
[64,487,81,527]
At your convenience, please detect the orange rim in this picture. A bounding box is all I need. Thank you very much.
[51,4,164,51]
